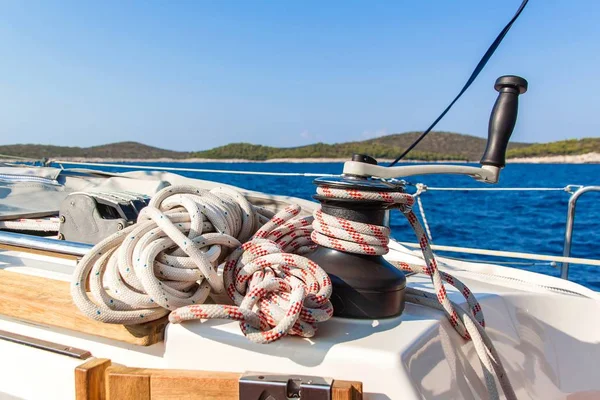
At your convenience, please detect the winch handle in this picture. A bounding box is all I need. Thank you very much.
[480,75,528,168]
[341,74,528,184]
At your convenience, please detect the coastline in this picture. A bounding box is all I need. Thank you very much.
[2,152,600,164]
[506,152,600,164]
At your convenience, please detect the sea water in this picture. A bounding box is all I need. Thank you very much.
[76,162,600,290]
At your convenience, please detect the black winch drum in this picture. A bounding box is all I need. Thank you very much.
[308,175,406,319]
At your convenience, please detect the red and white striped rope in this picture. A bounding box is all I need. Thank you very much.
[313,186,483,339]
[311,209,390,255]
[312,186,515,400]
[170,204,334,343]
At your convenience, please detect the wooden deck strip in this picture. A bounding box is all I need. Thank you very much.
[103,365,363,400]
[0,269,166,346]
[75,358,112,400]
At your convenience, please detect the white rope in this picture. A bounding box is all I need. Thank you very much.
[71,184,333,343]
[71,185,256,324]
[0,217,60,232]
[53,160,340,178]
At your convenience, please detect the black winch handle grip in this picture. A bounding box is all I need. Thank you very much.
[480,75,528,168]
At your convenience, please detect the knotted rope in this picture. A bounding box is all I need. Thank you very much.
[71,185,333,343]
[170,204,334,343]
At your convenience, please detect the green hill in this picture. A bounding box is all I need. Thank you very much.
[0,141,190,159]
[192,141,464,161]
[1,133,598,161]
[506,138,600,158]
[192,131,530,161]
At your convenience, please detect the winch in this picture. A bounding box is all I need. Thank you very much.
[309,75,528,319]
[309,157,408,319]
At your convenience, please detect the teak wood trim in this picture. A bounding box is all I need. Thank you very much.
[88,364,363,400]
[75,358,112,400]
[0,269,167,346]
[332,380,363,400]
[106,367,238,400]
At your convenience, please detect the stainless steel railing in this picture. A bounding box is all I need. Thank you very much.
[561,186,600,280]
[0,185,598,283]
[0,230,91,257]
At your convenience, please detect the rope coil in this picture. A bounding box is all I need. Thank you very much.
[71,185,333,342]
[170,204,334,343]
[72,185,271,324]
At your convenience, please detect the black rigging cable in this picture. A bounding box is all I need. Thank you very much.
[388,0,529,167]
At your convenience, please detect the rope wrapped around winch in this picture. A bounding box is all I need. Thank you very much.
[310,186,514,400]
[311,186,485,338]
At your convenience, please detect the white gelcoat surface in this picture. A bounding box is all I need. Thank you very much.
[1,244,600,399]
[0,337,82,400]
[161,274,600,400]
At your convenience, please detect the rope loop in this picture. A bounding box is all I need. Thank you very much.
[312,209,390,255]
[170,204,333,343]
[414,183,428,196]
[71,185,268,325]
[72,185,333,342]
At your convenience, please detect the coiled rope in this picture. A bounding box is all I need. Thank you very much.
[71,185,333,343]
[170,205,333,343]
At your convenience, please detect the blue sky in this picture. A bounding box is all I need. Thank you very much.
[1,1,598,151]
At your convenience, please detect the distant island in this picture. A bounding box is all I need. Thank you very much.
[0,132,598,163]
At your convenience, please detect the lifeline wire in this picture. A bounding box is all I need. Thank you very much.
[51,160,340,178]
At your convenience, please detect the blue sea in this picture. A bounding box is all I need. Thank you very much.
[66,162,600,290]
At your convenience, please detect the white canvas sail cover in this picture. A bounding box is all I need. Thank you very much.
[0,165,314,220]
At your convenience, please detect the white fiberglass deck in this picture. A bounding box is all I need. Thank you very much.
[1,246,599,400]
